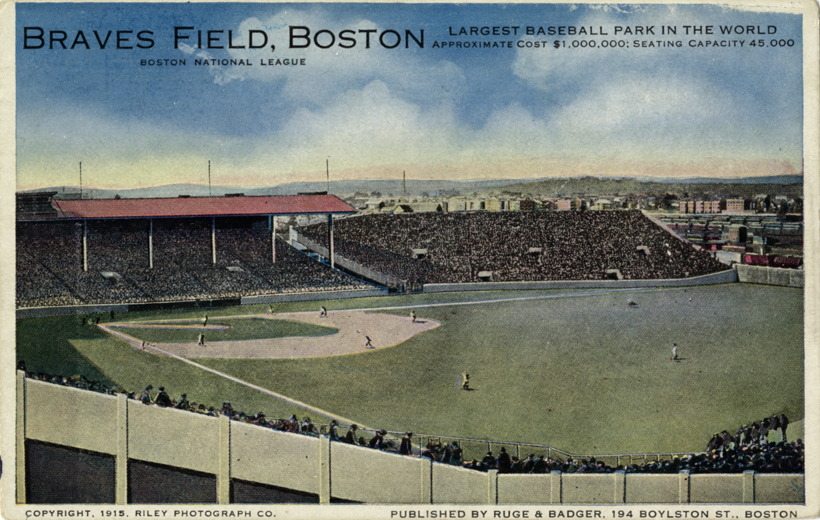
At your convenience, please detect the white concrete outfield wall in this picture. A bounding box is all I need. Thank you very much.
[754,474,806,503]
[623,473,685,504]
[25,381,118,456]
[431,463,491,504]
[561,472,625,504]
[331,442,431,503]
[735,264,804,288]
[689,474,747,504]
[16,374,804,505]
[497,473,559,504]
[424,269,738,293]
[127,401,220,475]
[231,421,321,494]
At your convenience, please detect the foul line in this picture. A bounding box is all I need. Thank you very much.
[102,286,684,427]
[101,324,370,429]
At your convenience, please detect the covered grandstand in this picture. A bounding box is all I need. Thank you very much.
[16,193,373,309]
[17,196,736,309]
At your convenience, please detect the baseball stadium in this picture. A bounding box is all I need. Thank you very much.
[13,192,804,505]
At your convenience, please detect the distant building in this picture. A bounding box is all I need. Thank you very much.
[364,199,386,212]
[727,225,748,244]
[723,198,751,213]
[519,199,536,212]
[591,199,612,210]
[680,199,724,214]
[393,202,443,213]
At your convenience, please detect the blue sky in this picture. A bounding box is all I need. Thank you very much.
[16,3,804,190]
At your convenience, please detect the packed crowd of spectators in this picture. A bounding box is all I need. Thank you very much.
[16,250,79,307]
[707,415,790,451]
[299,211,730,285]
[16,221,372,308]
[20,365,802,475]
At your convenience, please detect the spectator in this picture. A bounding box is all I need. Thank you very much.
[369,429,387,450]
[154,387,172,407]
[329,420,341,442]
[344,424,358,444]
[400,432,414,455]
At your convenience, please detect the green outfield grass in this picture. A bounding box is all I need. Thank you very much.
[113,317,336,344]
[16,284,803,456]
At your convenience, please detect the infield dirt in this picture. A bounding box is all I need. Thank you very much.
[101,310,440,359]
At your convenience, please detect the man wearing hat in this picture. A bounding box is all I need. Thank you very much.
[369,429,387,450]
[154,387,172,407]
[344,424,358,444]
[328,420,341,442]
[175,393,189,410]
[137,385,153,405]
[400,432,414,455]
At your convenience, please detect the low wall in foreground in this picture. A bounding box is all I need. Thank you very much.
[15,374,803,505]
[734,264,804,288]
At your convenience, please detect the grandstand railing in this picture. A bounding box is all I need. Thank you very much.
[15,373,804,506]
[340,426,706,468]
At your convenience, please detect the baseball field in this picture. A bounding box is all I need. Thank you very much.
[16,283,803,457]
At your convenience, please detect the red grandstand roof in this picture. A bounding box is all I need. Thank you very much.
[51,195,356,219]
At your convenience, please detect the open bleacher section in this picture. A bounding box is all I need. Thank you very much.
[299,211,730,285]
[16,218,372,308]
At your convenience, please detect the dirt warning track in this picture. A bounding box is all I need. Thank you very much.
[102,310,440,359]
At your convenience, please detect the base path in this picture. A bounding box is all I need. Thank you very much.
[102,310,440,359]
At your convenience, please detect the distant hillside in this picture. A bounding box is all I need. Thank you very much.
[25,174,802,200]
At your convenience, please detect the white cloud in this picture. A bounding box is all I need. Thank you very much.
[190,9,466,107]
[550,74,731,133]
[510,5,801,166]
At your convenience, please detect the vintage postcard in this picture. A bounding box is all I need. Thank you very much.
[1,0,817,519]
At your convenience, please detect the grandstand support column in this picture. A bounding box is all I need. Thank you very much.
[270,215,276,264]
[742,470,755,503]
[148,219,153,269]
[486,469,498,504]
[212,216,217,265]
[218,415,231,504]
[82,219,88,272]
[678,470,691,503]
[327,214,335,269]
[16,370,26,504]
[318,436,331,504]
[116,394,128,505]
[549,470,562,504]
[420,456,432,503]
